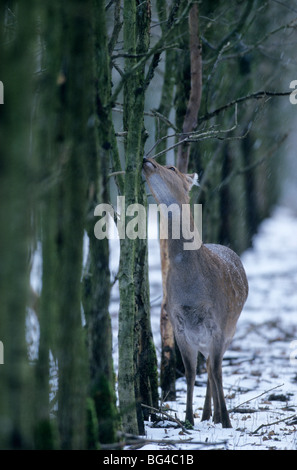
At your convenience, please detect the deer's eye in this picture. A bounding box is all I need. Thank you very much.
[169,166,176,171]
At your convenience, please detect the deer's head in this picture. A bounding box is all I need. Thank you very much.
[142,157,198,207]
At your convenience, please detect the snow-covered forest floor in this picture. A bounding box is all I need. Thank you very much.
[110,205,297,450]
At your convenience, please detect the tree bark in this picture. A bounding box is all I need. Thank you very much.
[0,1,36,449]
[82,0,118,445]
[54,2,92,449]
[177,3,202,172]
[118,0,158,435]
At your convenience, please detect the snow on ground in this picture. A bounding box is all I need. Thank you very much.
[110,205,297,450]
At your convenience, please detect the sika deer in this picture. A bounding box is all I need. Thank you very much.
[143,157,248,428]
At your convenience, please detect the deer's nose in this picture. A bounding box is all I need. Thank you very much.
[143,157,156,169]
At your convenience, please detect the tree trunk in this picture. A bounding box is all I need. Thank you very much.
[54,2,93,449]
[0,1,36,449]
[134,193,159,428]
[82,0,118,445]
[33,1,64,450]
[118,0,158,435]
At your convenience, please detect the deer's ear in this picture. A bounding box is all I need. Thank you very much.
[186,173,199,190]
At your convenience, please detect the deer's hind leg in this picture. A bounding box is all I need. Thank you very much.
[201,358,212,422]
[176,338,198,426]
[208,346,231,428]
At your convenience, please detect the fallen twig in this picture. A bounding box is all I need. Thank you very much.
[252,413,297,435]
[100,431,228,450]
[231,383,284,413]
[141,403,192,435]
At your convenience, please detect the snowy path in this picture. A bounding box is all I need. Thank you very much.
[110,205,297,450]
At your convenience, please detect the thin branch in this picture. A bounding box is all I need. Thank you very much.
[108,170,125,178]
[99,431,228,450]
[149,109,178,132]
[141,403,192,435]
[105,0,115,11]
[144,51,162,90]
[204,41,230,115]
[112,52,149,59]
[232,383,284,413]
[216,0,256,52]
[252,413,297,435]
[150,104,239,160]
[110,1,194,104]
[216,132,288,192]
[115,131,127,137]
[271,0,297,14]
[177,3,202,173]
[112,61,124,77]
[113,104,178,131]
[221,17,297,62]
[108,0,123,54]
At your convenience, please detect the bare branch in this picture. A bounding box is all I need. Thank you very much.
[108,0,122,54]
[149,104,239,160]
[215,132,288,192]
[198,90,291,123]
[216,0,256,51]
[252,413,297,435]
[271,0,297,14]
[110,1,194,104]
[108,170,125,178]
[150,109,178,132]
[232,383,284,413]
[204,41,230,114]
[221,17,297,62]
[99,431,228,450]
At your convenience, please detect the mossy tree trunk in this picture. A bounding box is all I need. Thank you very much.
[52,2,93,450]
[118,0,158,435]
[0,1,36,450]
[33,0,64,450]
[82,0,118,445]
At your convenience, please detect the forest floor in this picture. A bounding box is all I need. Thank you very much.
[110,205,297,450]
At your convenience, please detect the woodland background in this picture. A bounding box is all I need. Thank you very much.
[0,0,296,449]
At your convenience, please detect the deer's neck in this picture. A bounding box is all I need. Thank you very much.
[160,204,202,260]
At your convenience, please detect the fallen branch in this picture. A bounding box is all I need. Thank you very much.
[252,413,297,435]
[141,403,192,435]
[100,431,228,450]
[231,383,284,413]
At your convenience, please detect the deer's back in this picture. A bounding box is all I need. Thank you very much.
[204,243,248,307]
[166,243,248,357]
